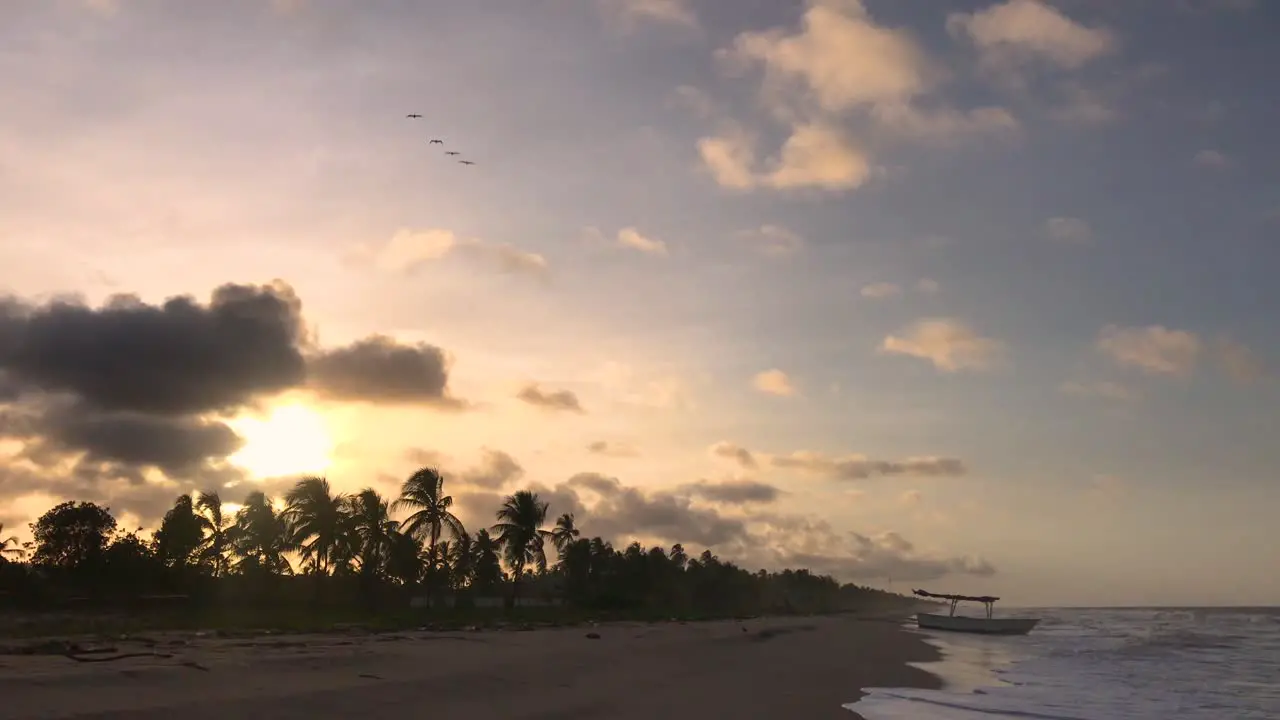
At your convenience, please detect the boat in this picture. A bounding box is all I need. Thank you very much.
[912,588,1040,635]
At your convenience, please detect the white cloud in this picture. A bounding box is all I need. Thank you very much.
[739,224,805,256]
[1215,337,1267,384]
[915,278,941,294]
[860,282,902,299]
[763,123,872,191]
[751,369,797,397]
[351,228,548,278]
[947,0,1117,71]
[616,227,669,256]
[699,122,872,192]
[727,0,933,115]
[880,318,1004,373]
[1096,325,1201,378]
[697,130,759,190]
[1193,149,1232,170]
[1045,216,1093,244]
[599,0,698,29]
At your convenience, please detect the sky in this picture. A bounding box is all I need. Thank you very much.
[1,0,1278,607]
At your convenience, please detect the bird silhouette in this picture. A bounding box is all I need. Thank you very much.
[459,160,475,166]
[429,139,443,144]
[406,114,422,119]
[445,151,460,156]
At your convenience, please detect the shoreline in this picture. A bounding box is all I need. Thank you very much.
[1,613,942,719]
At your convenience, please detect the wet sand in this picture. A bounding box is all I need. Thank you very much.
[0,614,941,719]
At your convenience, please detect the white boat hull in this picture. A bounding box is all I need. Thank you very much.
[916,612,1039,635]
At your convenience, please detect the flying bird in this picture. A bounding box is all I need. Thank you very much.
[406,114,422,119]
[445,151,460,156]
[459,160,475,166]
[429,139,443,144]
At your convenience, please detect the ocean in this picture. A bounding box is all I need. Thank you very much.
[846,607,1280,719]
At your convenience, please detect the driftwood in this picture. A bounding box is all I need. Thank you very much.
[64,651,174,663]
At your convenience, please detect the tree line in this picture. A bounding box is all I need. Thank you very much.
[0,468,918,618]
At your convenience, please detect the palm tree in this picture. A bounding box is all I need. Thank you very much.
[0,523,23,561]
[491,490,551,606]
[448,532,475,590]
[393,467,465,592]
[195,491,231,576]
[549,512,580,556]
[384,529,424,587]
[349,488,398,578]
[470,529,503,593]
[283,476,354,576]
[229,491,292,575]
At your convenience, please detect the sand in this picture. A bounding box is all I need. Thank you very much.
[0,614,942,719]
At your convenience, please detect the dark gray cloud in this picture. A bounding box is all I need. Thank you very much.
[709,441,757,469]
[516,383,584,413]
[459,448,525,490]
[0,281,465,528]
[681,479,781,505]
[586,440,639,457]
[769,453,968,480]
[565,473,750,547]
[307,335,464,407]
[0,282,307,416]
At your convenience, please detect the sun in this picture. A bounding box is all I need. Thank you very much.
[228,403,334,479]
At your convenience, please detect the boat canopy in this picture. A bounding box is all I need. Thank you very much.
[912,589,1000,603]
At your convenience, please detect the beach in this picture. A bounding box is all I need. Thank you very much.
[0,614,941,719]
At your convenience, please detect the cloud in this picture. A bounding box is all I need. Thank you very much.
[768,451,967,481]
[861,282,902,299]
[698,123,872,192]
[459,448,525,490]
[703,0,1017,192]
[763,123,873,191]
[1193,149,1232,171]
[1045,216,1093,244]
[564,473,749,547]
[1096,325,1201,378]
[307,336,465,408]
[598,0,698,29]
[751,369,797,397]
[352,229,548,279]
[738,225,805,257]
[616,227,668,256]
[516,383,585,413]
[586,440,640,458]
[879,318,1004,372]
[899,489,922,505]
[679,479,782,506]
[947,0,1117,73]
[697,129,759,190]
[727,0,933,116]
[1215,337,1267,384]
[0,281,465,529]
[709,441,758,470]
[1059,380,1137,402]
[915,278,940,294]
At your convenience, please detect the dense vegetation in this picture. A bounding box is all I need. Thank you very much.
[0,468,920,630]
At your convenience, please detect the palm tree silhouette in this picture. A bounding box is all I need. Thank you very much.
[492,490,551,607]
[0,523,23,560]
[550,512,580,556]
[349,488,397,578]
[284,476,353,576]
[230,491,292,575]
[195,491,231,576]
[393,467,465,593]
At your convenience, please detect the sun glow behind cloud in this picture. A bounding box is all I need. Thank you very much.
[228,403,335,479]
